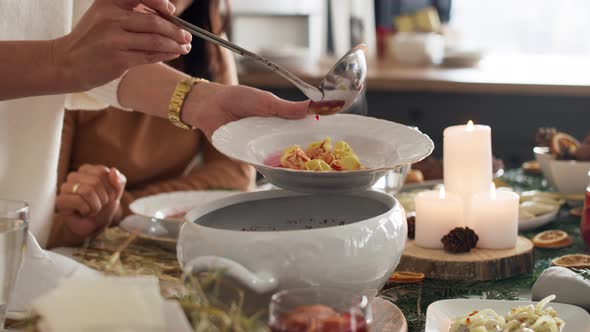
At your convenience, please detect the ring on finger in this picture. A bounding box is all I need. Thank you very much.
[72,183,80,194]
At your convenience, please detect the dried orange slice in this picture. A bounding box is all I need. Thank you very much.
[532,230,572,249]
[389,271,425,283]
[552,254,590,268]
[522,160,541,174]
[570,207,583,217]
[550,132,579,158]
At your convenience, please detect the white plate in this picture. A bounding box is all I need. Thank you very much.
[212,114,434,193]
[123,191,240,250]
[130,190,239,219]
[518,208,560,231]
[426,299,590,332]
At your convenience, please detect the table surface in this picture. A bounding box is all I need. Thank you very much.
[238,55,590,97]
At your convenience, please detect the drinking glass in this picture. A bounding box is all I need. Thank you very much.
[0,200,28,329]
[269,288,371,332]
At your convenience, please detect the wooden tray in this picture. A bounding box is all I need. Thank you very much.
[396,236,534,281]
[373,298,407,332]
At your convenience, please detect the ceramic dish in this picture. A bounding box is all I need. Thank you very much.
[178,189,407,300]
[211,114,434,193]
[425,299,590,332]
[534,147,590,195]
[121,191,239,250]
[518,208,560,231]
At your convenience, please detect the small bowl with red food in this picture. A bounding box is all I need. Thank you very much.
[269,288,372,332]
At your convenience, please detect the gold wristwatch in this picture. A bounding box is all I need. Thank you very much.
[168,77,208,130]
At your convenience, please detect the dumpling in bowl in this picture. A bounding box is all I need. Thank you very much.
[280,145,311,170]
[333,141,355,158]
[305,159,332,171]
[306,137,333,159]
[331,153,362,171]
[315,152,336,165]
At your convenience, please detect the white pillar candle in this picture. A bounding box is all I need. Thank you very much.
[415,187,464,249]
[443,121,492,199]
[468,185,519,249]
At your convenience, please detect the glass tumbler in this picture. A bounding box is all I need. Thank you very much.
[0,200,28,328]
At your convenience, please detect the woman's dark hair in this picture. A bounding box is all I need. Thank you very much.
[178,0,230,81]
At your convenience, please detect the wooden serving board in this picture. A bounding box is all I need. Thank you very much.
[396,236,534,281]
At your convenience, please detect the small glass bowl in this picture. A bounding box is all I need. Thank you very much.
[269,288,372,332]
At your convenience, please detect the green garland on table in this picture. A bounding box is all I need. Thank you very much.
[573,268,590,281]
[381,169,589,331]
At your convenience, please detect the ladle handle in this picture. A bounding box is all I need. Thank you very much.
[163,14,324,101]
[182,256,278,294]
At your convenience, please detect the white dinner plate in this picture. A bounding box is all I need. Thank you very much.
[130,190,239,219]
[426,299,590,332]
[518,208,560,231]
[122,191,240,250]
[212,114,434,193]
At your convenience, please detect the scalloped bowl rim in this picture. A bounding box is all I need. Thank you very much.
[211,114,434,175]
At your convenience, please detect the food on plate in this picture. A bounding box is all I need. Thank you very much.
[535,128,590,161]
[270,304,368,332]
[405,169,424,183]
[551,254,590,268]
[532,230,572,249]
[389,271,425,283]
[441,227,479,253]
[274,137,364,171]
[449,295,565,332]
[280,145,311,170]
[522,160,541,175]
[535,127,558,147]
[570,206,583,217]
[550,132,580,160]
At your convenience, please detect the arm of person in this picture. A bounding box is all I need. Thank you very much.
[0,0,189,101]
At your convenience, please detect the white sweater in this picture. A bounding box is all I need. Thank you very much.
[0,0,129,246]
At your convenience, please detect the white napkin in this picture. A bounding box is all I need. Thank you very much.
[33,276,169,332]
[8,232,99,312]
[532,266,590,310]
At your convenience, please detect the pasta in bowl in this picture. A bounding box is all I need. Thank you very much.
[211,114,433,193]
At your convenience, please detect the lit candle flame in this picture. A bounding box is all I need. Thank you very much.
[490,183,496,199]
[439,186,446,199]
[466,120,474,131]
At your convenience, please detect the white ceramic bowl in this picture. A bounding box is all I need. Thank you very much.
[534,147,590,194]
[391,32,445,66]
[177,189,406,296]
[211,114,433,194]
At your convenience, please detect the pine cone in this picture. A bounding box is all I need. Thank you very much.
[441,227,479,253]
[407,215,416,239]
[535,127,557,147]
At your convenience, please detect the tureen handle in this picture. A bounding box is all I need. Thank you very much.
[182,256,279,294]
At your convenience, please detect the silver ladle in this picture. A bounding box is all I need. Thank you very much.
[161,13,367,115]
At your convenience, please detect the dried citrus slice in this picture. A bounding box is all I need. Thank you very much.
[532,230,572,248]
[389,271,425,283]
[551,254,590,268]
[550,132,579,158]
[522,160,541,174]
[570,207,583,217]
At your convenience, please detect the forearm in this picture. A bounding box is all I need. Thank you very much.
[118,63,190,117]
[0,40,74,100]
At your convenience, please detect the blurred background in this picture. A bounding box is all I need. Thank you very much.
[228,0,590,168]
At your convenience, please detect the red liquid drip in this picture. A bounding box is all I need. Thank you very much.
[582,186,590,247]
[315,115,320,121]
